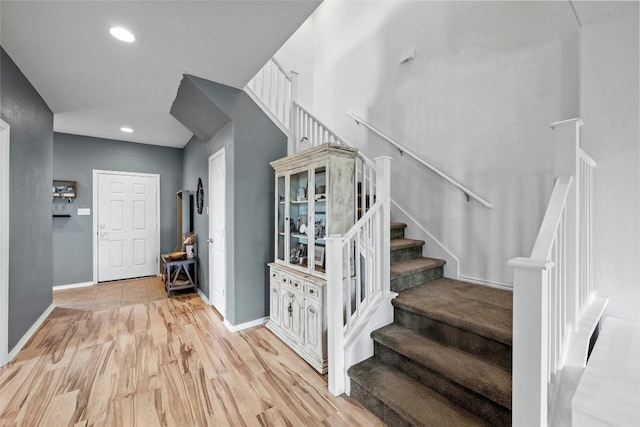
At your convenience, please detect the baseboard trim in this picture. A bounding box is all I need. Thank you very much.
[459,274,513,291]
[223,316,268,333]
[196,288,210,305]
[52,281,94,291]
[8,303,55,362]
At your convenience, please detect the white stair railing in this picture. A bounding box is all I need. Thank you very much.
[245,58,297,151]
[509,118,596,426]
[326,156,392,396]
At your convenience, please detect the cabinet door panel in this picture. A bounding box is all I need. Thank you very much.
[281,290,304,340]
[304,300,323,357]
[270,282,281,325]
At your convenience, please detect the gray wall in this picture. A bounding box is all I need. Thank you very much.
[1,47,54,349]
[52,132,183,286]
[181,78,286,326]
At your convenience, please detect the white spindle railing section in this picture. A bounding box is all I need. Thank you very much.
[245,58,297,135]
[578,150,596,310]
[509,118,596,426]
[293,102,342,150]
[327,156,392,396]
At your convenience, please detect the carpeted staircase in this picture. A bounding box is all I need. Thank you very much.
[348,222,513,426]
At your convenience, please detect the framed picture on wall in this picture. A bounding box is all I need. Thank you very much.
[314,246,325,268]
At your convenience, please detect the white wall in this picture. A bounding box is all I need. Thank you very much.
[575,1,640,321]
[276,1,580,286]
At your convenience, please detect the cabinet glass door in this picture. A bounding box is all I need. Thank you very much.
[313,166,327,274]
[276,175,286,263]
[289,170,309,271]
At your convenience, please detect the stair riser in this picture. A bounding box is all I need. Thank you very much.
[391,266,444,293]
[390,228,405,240]
[350,382,414,427]
[390,246,423,262]
[374,343,511,426]
[394,308,512,371]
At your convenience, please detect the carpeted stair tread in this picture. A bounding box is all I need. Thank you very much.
[373,324,512,409]
[349,358,492,427]
[390,238,425,250]
[390,222,407,230]
[391,257,446,279]
[393,278,512,346]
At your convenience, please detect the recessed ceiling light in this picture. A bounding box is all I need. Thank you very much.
[120,127,133,133]
[109,27,135,43]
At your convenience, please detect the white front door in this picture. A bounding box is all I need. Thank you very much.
[208,149,226,315]
[0,120,10,366]
[95,171,159,282]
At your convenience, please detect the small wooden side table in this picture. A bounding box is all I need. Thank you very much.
[161,255,197,296]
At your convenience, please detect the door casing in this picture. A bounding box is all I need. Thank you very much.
[0,119,10,366]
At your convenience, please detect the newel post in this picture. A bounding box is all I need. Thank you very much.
[508,257,554,427]
[375,156,392,294]
[551,118,583,331]
[326,235,345,396]
[288,71,299,155]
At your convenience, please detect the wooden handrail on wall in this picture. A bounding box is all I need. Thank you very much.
[347,112,494,209]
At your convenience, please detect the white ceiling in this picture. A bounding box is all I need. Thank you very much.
[0,0,320,147]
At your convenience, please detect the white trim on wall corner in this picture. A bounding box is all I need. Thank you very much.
[7,303,55,363]
[52,281,94,291]
[458,274,513,291]
[0,119,10,367]
[223,317,268,333]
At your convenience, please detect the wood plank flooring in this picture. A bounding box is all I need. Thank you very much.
[0,278,384,426]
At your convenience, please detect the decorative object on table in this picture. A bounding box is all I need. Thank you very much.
[296,187,306,201]
[196,177,204,214]
[165,251,186,261]
[290,218,297,232]
[299,224,307,234]
[183,232,197,258]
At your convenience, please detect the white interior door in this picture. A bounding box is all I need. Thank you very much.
[0,120,10,366]
[95,171,159,282]
[208,148,226,315]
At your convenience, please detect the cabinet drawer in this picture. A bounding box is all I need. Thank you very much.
[289,278,303,291]
[270,268,281,282]
[305,281,322,300]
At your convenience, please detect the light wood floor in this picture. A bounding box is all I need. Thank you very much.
[0,278,384,426]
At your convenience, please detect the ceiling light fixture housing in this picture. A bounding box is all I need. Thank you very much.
[120,127,133,133]
[109,27,135,43]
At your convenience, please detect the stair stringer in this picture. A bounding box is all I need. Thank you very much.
[391,200,459,279]
[343,291,397,396]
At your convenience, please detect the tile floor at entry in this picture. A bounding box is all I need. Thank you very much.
[53,276,171,312]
